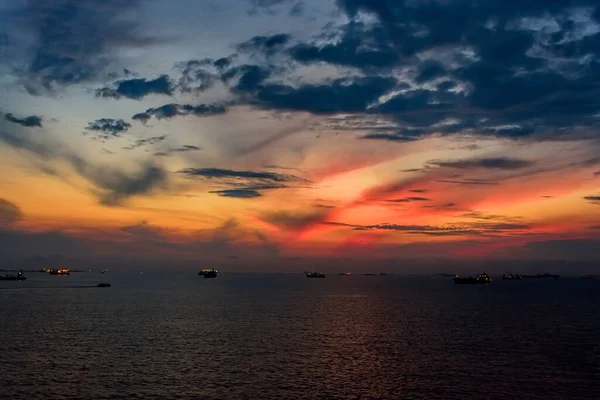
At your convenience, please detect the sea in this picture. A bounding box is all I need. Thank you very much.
[1,271,599,400]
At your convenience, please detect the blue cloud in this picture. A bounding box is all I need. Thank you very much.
[96,75,173,100]
[86,118,131,138]
[5,113,43,128]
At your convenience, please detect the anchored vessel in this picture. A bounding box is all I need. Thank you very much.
[198,269,218,278]
[337,272,352,276]
[502,272,523,280]
[48,269,70,275]
[305,271,326,278]
[97,283,111,287]
[454,272,492,285]
[583,275,594,280]
[0,271,27,281]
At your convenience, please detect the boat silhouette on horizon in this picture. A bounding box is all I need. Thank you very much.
[454,273,492,285]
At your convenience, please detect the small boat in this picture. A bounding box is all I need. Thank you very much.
[337,272,352,276]
[502,272,523,280]
[49,269,70,275]
[97,283,111,288]
[305,271,325,278]
[380,273,388,276]
[364,273,375,276]
[0,272,27,281]
[521,273,559,279]
[198,269,218,278]
[440,273,456,277]
[454,272,492,285]
[583,275,594,280]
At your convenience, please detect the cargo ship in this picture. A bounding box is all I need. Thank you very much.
[48,269,70,275]
[502,272,523,280]
[0,271,27,281]
[198,269,218,278]
[454,272,492,285]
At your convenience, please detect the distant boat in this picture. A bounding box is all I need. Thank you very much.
[48,269,70,275]
[502,272,523,280]
[0,271,27,281]
[440,273,456,277]
[380,273,388,276]
[305,271,325,278]
[198,269,218,278]
[364,273,375,276]
[97,283,111,288]
[454,273,492,285]
[522,273,559,279]
[583,275,594,280]
[337,272,352,276]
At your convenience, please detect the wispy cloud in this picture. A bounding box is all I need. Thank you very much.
[132,103,227,123]
[428,157,535,170]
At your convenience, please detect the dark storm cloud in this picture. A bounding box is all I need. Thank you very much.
[429,157,535,170]
[237,34,291,56]
[7,0,158,93]
[86,118,131,139]
[414,60,446,84]
[5,113,43,128]
[289,21,399,70]
[218,61,397,113]
[595,171,600,176]
[96,75,174,100]
[250,77,397,114]
[0,199,22,227]
[221,64,273,92]
[226,0,600,140]
[132,103,227,123]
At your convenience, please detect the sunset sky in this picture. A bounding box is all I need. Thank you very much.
[1,0,599,271]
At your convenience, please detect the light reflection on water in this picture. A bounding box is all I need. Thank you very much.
[1,272,599,399]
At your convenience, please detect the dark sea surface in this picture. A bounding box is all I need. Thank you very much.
[1,272,599,400]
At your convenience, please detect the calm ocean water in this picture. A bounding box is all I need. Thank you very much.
[1,272,599,400]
